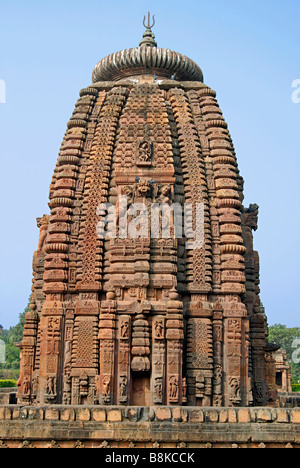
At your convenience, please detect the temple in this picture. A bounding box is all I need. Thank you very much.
[17,17,275,409]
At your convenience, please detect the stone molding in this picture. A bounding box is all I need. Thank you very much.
[0,405,299,448]
[1,404,300,424]
[92,48,204,83]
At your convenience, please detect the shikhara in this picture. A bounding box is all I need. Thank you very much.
[18,10,277,418]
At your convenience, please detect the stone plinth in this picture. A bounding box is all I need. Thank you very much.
[0,405,299,448]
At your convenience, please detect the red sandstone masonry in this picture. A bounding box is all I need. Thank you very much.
[0,406,299,448]
[16,21,281,427]
[1,405,299,424]
[17,76,275,409]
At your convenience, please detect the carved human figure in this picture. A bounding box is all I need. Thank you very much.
[182,377,187,403]
[63,376,71,405]
[120,320,129,339]
[137,140,152,162]
[154,377,163,400]
[119,376,128,398]
[64,341,72,375]
[37,215,50,251]
[47,377,56,396]
[229,377,241,403]
[102,376,111,397]
[169,376,178,399]
[242,204,259,255]
[154,319,164,339]
[23,377,31,396]
[157,185,172,204]
[213,365,223,394]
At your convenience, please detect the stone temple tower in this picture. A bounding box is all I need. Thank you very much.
[18,17,272,408]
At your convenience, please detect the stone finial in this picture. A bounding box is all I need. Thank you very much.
[139,12,157,48]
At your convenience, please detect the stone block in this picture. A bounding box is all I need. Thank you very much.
[107,409,122,422]
[77,407,91,421]
[172,407,182,422]
[20,407,29,420]
[238,409,251,423]
[206,410,219,423]
[27,408,42,420]
[219,410,228,423]
[0,407,11,420]
[181,410,188,423]
[125,408,142,422]
[228,409,237,423]
[45,407,60,421]
[12,407,21,420]
[257,409,273,423]
[92,408,106,422]
[189,410,204,423]
[276,409,289,423]
[249,409,257,422]
[156,407,172,421]
[61,407,76,421]
[291,409,300,424]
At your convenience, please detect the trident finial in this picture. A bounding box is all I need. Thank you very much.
[140,12,157,48]
[143,12,155,29]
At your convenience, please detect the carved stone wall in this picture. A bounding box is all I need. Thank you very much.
[0,405,299,448]
[18,71,271,408]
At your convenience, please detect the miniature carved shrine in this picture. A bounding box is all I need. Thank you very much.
[17,17,274,409]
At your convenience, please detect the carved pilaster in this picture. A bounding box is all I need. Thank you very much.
[166,290,184,405]
[186,298,214,406]
[69,298,99,404]
[151,316,166,405]
[98,293,116,405]
[17,302,38,404]
[212,302,224,406]
[118,315,131,405]
[38,303,64,404]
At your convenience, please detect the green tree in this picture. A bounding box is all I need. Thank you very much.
[268,324,300,382]
[0,301,28,379]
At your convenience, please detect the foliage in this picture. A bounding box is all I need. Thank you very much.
[0,369,20,381]
[0,302,28,379]
[292,383,300,393]
[268,324,300,383]
[0,380,17,388]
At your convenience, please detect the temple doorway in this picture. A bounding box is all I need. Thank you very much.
[131,376,151,406]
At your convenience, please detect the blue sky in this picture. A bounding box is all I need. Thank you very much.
[0,0,299,328]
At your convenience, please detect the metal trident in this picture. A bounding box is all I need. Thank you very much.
[143,11,155,29]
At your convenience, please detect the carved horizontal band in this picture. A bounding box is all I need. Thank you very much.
[67,120,88,129]
[79,87,99,97]
[92,47,204,83]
